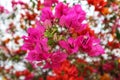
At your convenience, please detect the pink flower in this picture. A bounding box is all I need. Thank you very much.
[59,38,79,54]
[77,33,92,52]
[24,38,50,61]
[69,4,86,16]
[59,15,66,27]
[40,7,54,22]
[0,6,9,13]
[36,20,46,33]
[27,28,43,41]
[25,38,50,62]
[22,26,45,51]
[88,39,104,56]
[59,4,86,32]
[26,50,41,61]
[70,23,87,33]
[43,20,52,28]
[43,0,58,7]
[0,6,4,13]
[77,33,104,56]
[22,36,36,51]
[35,38,50,53]
[43,51,67,69]
[55,2,69,18]
[26,49,49,62]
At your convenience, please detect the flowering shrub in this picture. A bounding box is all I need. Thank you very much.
[22,2,104,70]
[0,0,120,80]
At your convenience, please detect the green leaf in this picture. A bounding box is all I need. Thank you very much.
[114,60,119,69]
[10,55,20,62]
[44,27,58,38]
[63,0,66,3]
[45,30,53,38]
[48,39,54,45]
[32,2,35,8]
[116,29,120,40]
[26,63,33,71]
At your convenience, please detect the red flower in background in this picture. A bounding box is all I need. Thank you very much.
[43,51,67,69]
[25,12,37,20]
[108,41,120,49]
[0,6,5,13]
[103,62,114,72]
[88,0,107,12]
[37,0,41,10]
[44,59,96,80]
[0,6,9,13]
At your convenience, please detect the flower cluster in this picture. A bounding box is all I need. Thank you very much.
[0,6,9,13]
[46,60,85,80]
[22,2,104,69]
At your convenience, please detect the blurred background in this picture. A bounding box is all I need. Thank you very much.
[0,0,120,80]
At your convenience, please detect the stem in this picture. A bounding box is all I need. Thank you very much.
[43,71,48,80]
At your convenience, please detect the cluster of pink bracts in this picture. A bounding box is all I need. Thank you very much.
[22,2,104,69]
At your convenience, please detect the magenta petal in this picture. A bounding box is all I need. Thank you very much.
[59,40,69,51]
[51,51,67,63]
[26,50,41,61]
[55,2,69,18]
[59,38,79,54]
[41,7,54,22]
[22,36,35,51]
[44,51,67,69]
